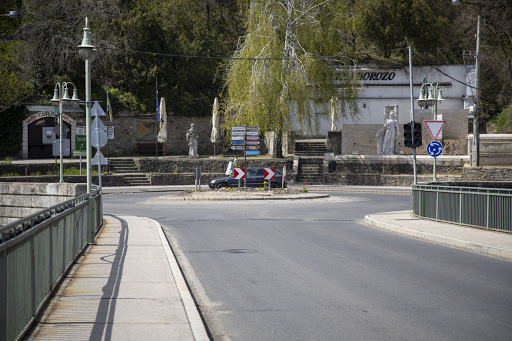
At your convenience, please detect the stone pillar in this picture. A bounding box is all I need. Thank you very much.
[327,131,342,155]
[282,131,295,156]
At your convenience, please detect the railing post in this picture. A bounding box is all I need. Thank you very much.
[0,249,6,341]
[436,190,439,220]
[486,192,490,229]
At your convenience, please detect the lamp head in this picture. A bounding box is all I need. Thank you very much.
[71,88,80,107]
[78,17,96,61]
[51,86,59,107]
[452,0,461,5]
[417,87,426,108]
[426,88,436,106]
[437,89,445,102]
[61,85,71,106]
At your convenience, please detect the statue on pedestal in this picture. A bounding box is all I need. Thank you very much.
[186,123,199,157]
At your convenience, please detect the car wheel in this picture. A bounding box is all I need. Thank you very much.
[270,182,279,189]
[216,183,229,189]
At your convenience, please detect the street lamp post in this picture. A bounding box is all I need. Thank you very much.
[418,83,444,181]
[51,82,80,183]
[78,17,96,197]
[452,0,481,166]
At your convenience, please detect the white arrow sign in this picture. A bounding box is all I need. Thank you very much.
[424,120,446,140]
[264,168,275,180]
[233,168,245,179]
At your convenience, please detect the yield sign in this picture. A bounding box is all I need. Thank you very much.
[424,120,446,140]
[264,168,275,180]
[233,168,245,179]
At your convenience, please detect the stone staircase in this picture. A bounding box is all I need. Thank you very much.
[109,158,151,186]
[296,157,324,185]
[295,139,327,156]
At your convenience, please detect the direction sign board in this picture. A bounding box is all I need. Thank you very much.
[232,136,245,141]
[231,140,245,145]
[264,168,275,180]
[424,120,446,140]
[246,150,260,156]
[246,135,260,140]
[234,168,246,179]
[246,140,260,145]
[231,146,245,150]
[427,141,443,157]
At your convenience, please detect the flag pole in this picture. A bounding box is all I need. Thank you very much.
[155,76,159,172]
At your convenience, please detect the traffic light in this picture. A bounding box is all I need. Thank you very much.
[413,121,422,147]
[403,122,412,148]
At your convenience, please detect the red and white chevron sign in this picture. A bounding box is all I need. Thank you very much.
[233,168,246,179]
[264,168,275,180]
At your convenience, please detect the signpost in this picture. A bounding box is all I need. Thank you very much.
[264,168,275,191]
[427,141,443,181]
[424,120,446,182]
[231,126,261,186]
[91,102,108,189]
[234,167,245,190]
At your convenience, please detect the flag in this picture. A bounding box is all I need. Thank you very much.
[106,91,113,121]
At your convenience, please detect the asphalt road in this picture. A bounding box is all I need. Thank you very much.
[103,191,512,341]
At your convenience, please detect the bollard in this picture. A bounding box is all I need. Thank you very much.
[282,166,286,188]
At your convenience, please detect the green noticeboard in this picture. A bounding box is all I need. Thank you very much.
[76,134,86,151]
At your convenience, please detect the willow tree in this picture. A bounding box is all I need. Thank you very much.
[222,0,360,142]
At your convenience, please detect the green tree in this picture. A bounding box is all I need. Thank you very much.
[223,0,360,139]
[354,0,450,61]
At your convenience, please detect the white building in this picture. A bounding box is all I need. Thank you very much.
[299,64,471,155]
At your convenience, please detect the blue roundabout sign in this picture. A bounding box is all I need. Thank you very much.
[427,141,443,157]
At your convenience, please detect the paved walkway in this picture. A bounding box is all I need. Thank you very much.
[26,215,209,341]
[365,211,512,261]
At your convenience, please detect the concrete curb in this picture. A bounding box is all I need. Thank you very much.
[158,193,329,201]
[151,218,210,341]
[364,215,512,261]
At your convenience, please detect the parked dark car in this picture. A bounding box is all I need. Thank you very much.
[209,167,287,189]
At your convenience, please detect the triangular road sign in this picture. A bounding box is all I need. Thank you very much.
[92,150,108,165]
[91,100,106,117]
[424,120,446,140]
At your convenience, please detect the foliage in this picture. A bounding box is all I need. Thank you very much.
[0,0,511,129]
[222,0,360,137]
[0,105,25,158]
[354,0,452,61]
[490,104,512,133]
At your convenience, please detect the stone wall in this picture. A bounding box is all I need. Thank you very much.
[462,166,512,181]
[0,183,86,226]
[467,134,512,166]
[136,157,294,174]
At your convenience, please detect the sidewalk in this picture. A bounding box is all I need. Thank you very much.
[26,215,209,341]
[365,211,512,261]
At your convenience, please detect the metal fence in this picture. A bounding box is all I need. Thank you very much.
[0,187,103,341]
[413,184,512,232]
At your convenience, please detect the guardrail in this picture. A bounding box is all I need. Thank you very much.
[0,187,103,341]
[412,184,512,232]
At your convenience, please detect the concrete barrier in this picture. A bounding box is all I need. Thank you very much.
[0,183,86,226]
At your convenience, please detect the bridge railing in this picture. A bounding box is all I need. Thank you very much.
[0,187,103,341]
[412,184,512,233]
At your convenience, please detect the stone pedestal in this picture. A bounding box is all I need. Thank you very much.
[327,131,342,155]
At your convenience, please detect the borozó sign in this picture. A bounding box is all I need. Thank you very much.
[357,71,396,81]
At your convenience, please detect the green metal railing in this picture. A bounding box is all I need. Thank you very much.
[0,187,102,341]
[413,184,512,232]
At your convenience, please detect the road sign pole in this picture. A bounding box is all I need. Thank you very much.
[95,114,102,190]
[434,157,437,182]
